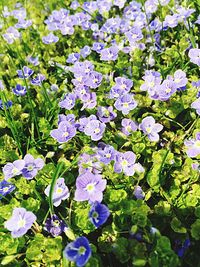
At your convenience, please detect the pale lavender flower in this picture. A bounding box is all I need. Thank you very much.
[100,46,119,61]
[22,154,44,180]
[78,153,102,175]
[114,93,137,115]
[92,42,105,53]
[139,116,163,142]
[42,33,59,44]
[74,171,107,202]
[50,121,76,143]
[97,144,116,164]
[59,93,77,110]
[27,56,39,66]
[58,114,76,125]
[184,133,200,158]
[67,53,80,63]
[15,19,32,29]
[12,8,26,20]
[125,27,143,44]
[84,119,106,141]
[114,151,137,176]
[133,185,145,199]
[4,207,36,238]
[121,118,138,136]
[188,48,200,66]
[80,45,91,58]
[81,92,97,110]
[45,178,70,207]
[113,0,126,8]
[85,71,103,89]
[3,159,25,180]
[191,98,200,115]
[157,79,177,101]
[164,14,179,28]
[140,70,162,98]
[97,106,117,123]
[173,69,188,90]
[3,26,20,44]
[110,77,133,98]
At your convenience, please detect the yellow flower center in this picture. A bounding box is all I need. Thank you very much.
[94,128,100,134]
[122,160,128,167]
[123,103,129,108]
[18,217,26,228]
[146,127,152,134]
[56,188,63,194]
[86,183,94,192]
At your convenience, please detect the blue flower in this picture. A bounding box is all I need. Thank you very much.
[0,100,12,110]
[12,84,27,96]
[0,180,15,199]
[17,66,34,79]
[89,202,110,228]
[44,214,67,237]
[63,236,91,267]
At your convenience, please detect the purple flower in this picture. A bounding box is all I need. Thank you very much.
[4,207,36,238]
[12,8,26,20]
[121,118,138,136]
[114,93,137,115]
[100,46,119,61]
[3,26,20,44]
[184,133,200,158]
[27,56,39,66]
[97,106,117,123]
[140,70,162,98]
[164,14,179,28]
[114,151,137,176]
[173,69,188,90]
[67,53,80,64]
[174,239,191,258]
[139,116,163,142]
[63,236,91,267]
[191,98,200,115]
[15,19,32,29]
[84,119,106,141]
[80,46,91,58]
[0,100,12,110]
[113,0,126,8]
[22,154,44,180]
[157,79,177,101]
[110,77,133,98]
[97,144,116,164]
[81,92,97,110]
[125,27,143,44]
[0,180,15,199]
[74,171,107,202]
[92,42,105,53]
[17,66,34,79]
[44,178,70,207]
[59,93,77,110]
[31,74,46,86]
[42,33,59,44]
[133,186,145,199]
[78,153,102,175]
[45,214,68,237]
[3,159,25,180]
[12,84,27,96]
[85,71,103,89]
[188,48,200,66]
[89,202,110,228]
[51,121,76,143]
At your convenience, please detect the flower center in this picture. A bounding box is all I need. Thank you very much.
[86,183,95,192]
[146,127,152,134]
[106,153,111,158]
[27,165,34,171]
[53,220,60,227]
[18,217,26,228]
[63,132,69,137]
[92,211,99,219]
[195,140,200,147]
[94,128,100,134]
[123,103,129,108]
[56,187,63,194]
[148,81,154,87]
[12,167,19,175]
[3,187,9,193]
[78,246,86,255]
[165,88,172,93]
[122,160,128,167]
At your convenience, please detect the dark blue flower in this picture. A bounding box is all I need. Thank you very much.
[64,236,91,267]
[17,66,34,79]
[12,84,27,96]
[174,239,191,258]
[0,100,12,109]
[44,214,67,237]
[0,180,15,199]
[89,202,110,228]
